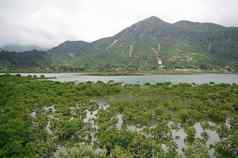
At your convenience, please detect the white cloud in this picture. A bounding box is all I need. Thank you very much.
[0,0,238,47]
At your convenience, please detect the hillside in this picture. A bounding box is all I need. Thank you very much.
[2,44,48,52]
[1,16,238,72]
[49,16,238,71]
[0,50,50,71]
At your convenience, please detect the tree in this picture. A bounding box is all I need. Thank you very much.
[185,140,209,158]
[53,143,102,158]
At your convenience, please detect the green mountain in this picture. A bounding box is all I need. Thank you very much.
[49,16,238,71]
[0,50,50,71]
[2,44,47,52]
[1,16,238,72]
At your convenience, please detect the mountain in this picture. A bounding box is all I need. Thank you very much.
[48,16,238,71]
[50,41,92,54]
[2,44,48,52]
[1,16,238,71]
[0,50,50,71]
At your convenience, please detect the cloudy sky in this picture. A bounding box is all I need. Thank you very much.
[0,0,238,48]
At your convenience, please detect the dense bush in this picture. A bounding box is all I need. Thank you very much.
[0,75,237,157]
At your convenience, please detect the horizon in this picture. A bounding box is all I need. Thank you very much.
[1,0,238,47]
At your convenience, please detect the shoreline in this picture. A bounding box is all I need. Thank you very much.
[1,71,237,76]
[78,71,237,76]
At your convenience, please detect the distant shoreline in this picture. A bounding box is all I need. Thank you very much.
[79,71,237,76]
[1,71,237,76]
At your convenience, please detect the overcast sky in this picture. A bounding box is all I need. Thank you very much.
[0,0,238,48]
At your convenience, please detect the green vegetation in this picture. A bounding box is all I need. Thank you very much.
[1,17,238,73]
[0,75,238,158]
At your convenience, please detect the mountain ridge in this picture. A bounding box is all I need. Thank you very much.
[53,16,238,48]
[1,16,238,72]
[1,44,48,52]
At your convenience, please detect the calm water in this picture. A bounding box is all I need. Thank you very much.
[14,73,238,84]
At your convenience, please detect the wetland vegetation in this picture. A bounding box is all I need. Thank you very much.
[0,75,238,158]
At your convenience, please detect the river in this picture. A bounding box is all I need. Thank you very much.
[12,73,238,84]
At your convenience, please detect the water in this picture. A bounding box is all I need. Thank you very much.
[127,125,144,133]
[97,99,110,110]
[83,99,110,145]
[30,111,37,119]
[116,114,123,130]
[194,122,204,139]
[225,119,231,129]
[46,120,53,135]
[206,129,220,158]
[168,122,187,157]
[44,105,56,135]
[12,73,238,84]
[193,122,221,158]
[168,122,221,158]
